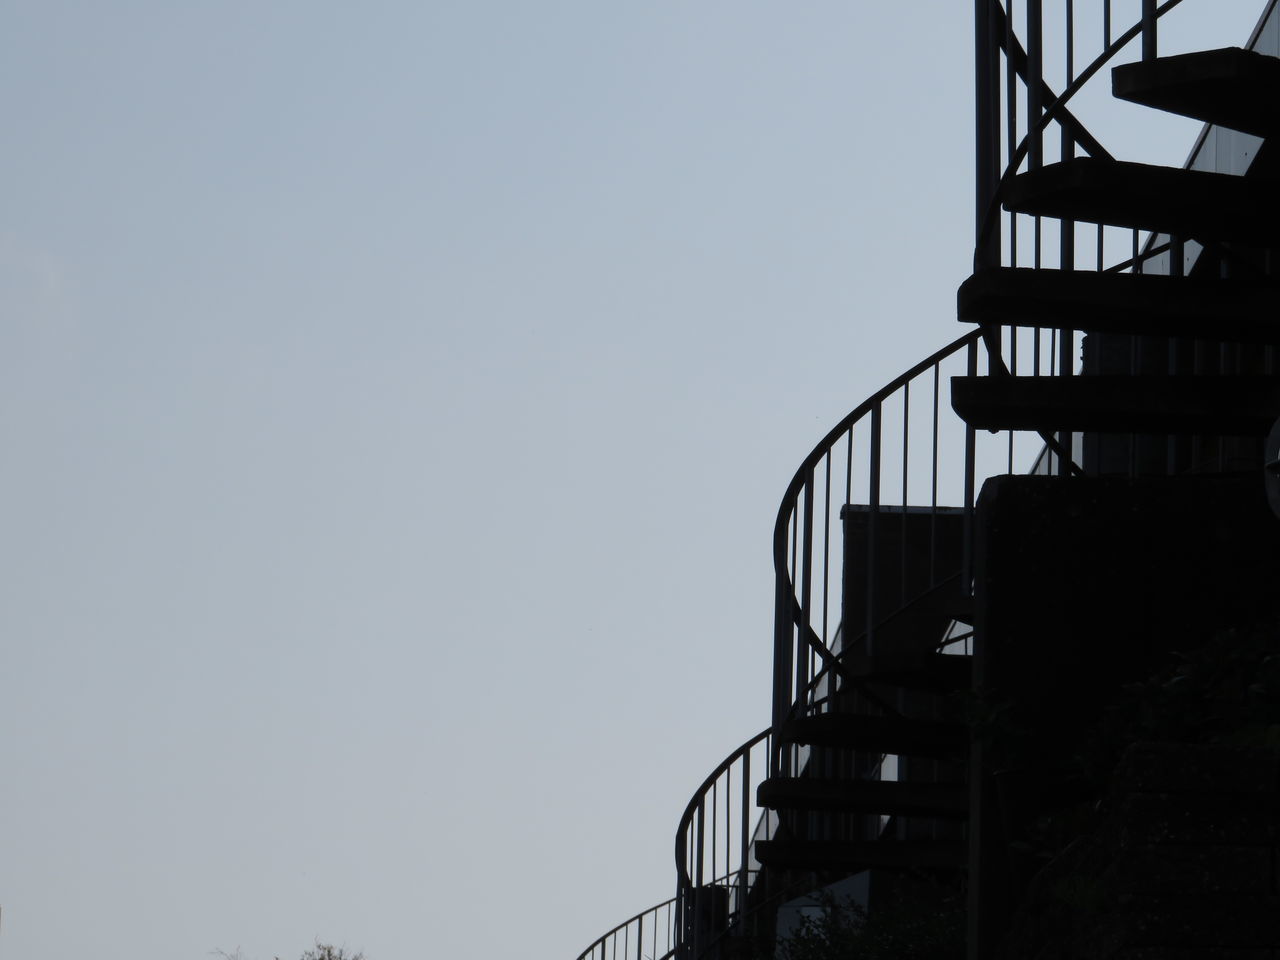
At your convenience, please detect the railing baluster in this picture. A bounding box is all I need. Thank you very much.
[901,383,909,607]
[845,426,854,506]
[931,362,940,584]
[867,402,882,654]
[1006,0,1018,265]
[1027,0,1043,170]
[797,473,814,705]
[1065,0,1075,85]
[963,339,978,592]
[822,452,832,646]
[710,781,717,900]
[976,0,1000,269]
[739,749,749,914]
[1142,0,1157,60]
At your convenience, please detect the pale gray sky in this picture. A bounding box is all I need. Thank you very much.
[0,3,1266,958]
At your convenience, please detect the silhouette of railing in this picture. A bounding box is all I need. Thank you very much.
[574,3,1280,958]
[770,0,1271,777]
[976,0,1191,277]
[673,728,772,959]
[770,333,991,775]
[574,897,678,960]
[975,0,1278,471]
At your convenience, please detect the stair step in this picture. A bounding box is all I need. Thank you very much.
[844,579,965,660]
[845,650,972,694]
[1003,157,1280,244]
[778,713,968,759]
[957,267,1280,343]
[951,374,1280,436]
[755,838,966,871]
[1113,47,1280,138]
[758,777,968,818]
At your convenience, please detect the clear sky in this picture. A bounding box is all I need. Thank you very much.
[0,3,1267,959]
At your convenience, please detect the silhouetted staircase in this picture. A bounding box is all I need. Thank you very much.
[754,838,967,872]
[777,713,966,758]
[952,374,1280,435]
[957,268,1280,342]
[954,43,1280,444]
[574,16,1280,960]
[1113,46,1280,137]
[1001,156,1278,243]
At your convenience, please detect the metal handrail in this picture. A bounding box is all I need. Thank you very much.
[574,896,679,960]
[580,5,1280,960]
[673,727,772,960]
[770,331,987,778]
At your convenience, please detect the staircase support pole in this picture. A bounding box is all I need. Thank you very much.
[975,0,1002,270]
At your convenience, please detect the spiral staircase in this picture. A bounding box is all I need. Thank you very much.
[574,2,1280,958]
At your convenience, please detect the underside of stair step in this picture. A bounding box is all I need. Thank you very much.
[755,838,966,871]
[951,374,1280,436]
[1113,46,1280,138]
[1003,157,1280,245]
[842,580,965,662]
[958,267,1280,343]
[844,650,972,694]
[758,777,969,818]
[778,713,968,759]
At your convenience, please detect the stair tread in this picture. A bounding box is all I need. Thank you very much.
[1003,157,1280,244]
[957,267,1280,343]
[755,838,967,871]
[758,777,968,818]
[951,374,1280,436]
[1113,46,1280,137]
[779,713,968,758]
[845,649,972,693]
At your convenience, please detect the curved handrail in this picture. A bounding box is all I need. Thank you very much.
[674,727,771,890]
[574,896,679,960]
[770,330,984,776]
[672,727,772,959]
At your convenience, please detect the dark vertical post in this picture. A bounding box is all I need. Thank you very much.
[867,403,882,655]
[772,555,793,777]
[797,474,814,705]
[1167,236,1185,475]
[962,340,978,593]
[1142,0,1157,60]
[975,0,1002,269]
[1027,0,1043,170]
[739,749,750,911]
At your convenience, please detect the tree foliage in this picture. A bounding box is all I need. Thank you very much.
[299,945,364,960]
[775,891,963,960]
[213,941,364,960]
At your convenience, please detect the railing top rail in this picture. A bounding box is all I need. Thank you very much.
[572,896,678,960]
[674,726,771,889]
[771,330,980,564]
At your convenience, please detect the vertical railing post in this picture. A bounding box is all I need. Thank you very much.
[962,340,978,593]
[975,0,1002,270]
[772,560,793,777]
[692,802,705,959]
[796,474,815,706]
[1027,0,1043,171]
[1142,0,1157,60]
[867,402,883,656]
[739,748,750,918]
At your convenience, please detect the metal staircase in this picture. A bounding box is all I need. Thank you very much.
[574,2,1280,958]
